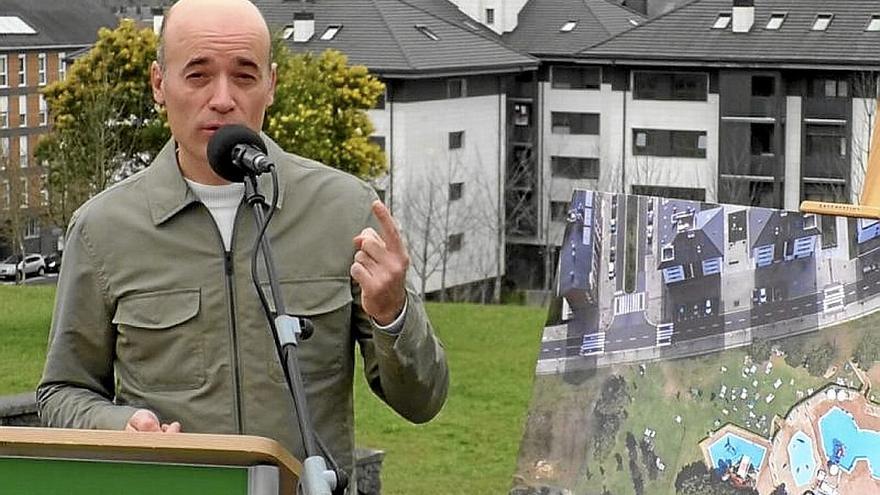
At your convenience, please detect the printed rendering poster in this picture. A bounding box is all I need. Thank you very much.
[513,190,880,495]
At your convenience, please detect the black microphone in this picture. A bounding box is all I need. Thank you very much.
[207,124,275,183]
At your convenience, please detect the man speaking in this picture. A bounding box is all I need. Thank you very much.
[37,0,449,485]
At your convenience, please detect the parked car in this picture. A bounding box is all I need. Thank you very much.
[754,287,768,304]
[705,299,713,315]
[609,246,616,263]
[608,261,615,280]
[45,253,62,273]
[0,254,46,280]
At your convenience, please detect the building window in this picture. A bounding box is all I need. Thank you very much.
[803,183,846,202]
[0,54,7,87]
[552,66,600,90]
[750,123,774,155]
[868,15,880,32]
[0,96,7,128]
[448,233,463,252]
[281,25,294,40]
[551,112,599,135]
[447,78,466,98]
[58,51,66,80]
[633,71,707,101]
[812,78,848,98]
[752,76,775,97]
[37,52,46,85]
[19,134,27,167]
[633,129,707,158]
[550,201,570,222]
[551,156,600,179]
[631,185,706,201]
[319,25,342,40]
[0,137,8,168]
[40,173,48,206]
[38,94,46,125]
[765,13,786,30]
[19,176,27,207]
[449,131,464,149]
[17,53,25,87]
[368,135,385,151]
[449,182,463,201]
[712,13,731,29]
[25,217,39,238]
[560,21,577,32]
[812,13,833,31]
[513,103,530,126]
[18,94,26,127]
[805,124,847,178]
[415,24,439,41]
[485,8,495,25]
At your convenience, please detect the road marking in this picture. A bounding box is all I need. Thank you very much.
[738,318,746,323]
[628,337,637,342]
[725,321,733,325]
[777,309,785,314]
[711,323,720,328]
[848,291,856,296]
[792,306,799,310]
[641,335,650,339]
[765,313,773,317]
[699,326,706,330]
[554,347,561,352]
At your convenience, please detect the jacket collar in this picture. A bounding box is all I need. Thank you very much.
[144,135,289,226]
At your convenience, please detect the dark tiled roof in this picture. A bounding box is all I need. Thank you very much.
[581,0,880,69]
[0,0,118,49]
[503,0,645,57]
[752,211,819,250]
[256,0,537,77]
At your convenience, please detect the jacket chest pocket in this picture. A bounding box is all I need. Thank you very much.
[266,277,352,383]
[113,288,206,391]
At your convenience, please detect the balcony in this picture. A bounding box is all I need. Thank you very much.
[802,97,849,121]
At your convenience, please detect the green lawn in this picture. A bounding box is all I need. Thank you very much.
[0,286,546,495]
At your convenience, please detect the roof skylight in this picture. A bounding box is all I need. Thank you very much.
[867,15,880,32]
[765,13,786,30]
[319,25,342,40]
[560,21,577,32]
[0,16,36,35]
[415,24,439,41]
[712,13,731,30]
[812,13,833,31]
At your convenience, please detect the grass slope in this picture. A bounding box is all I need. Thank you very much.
[0,286,547,494]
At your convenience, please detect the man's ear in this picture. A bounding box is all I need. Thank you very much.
[150,61,165,105]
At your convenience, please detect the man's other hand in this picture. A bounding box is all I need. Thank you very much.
[124,409,182,433]
[351,201,409,326]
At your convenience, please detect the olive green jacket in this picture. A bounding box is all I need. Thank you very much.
[37,137,449,475]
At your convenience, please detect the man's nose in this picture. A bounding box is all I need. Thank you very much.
[208,78,235,113]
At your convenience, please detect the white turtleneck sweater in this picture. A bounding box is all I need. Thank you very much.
[184,178,245,251]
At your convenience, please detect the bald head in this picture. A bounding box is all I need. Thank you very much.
[157,0,272,71]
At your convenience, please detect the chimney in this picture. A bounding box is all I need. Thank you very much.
[293,12,315,42]
[732,0,754,33]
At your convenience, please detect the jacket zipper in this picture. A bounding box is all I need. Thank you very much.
[201,203,244,434]
[223,250,244,434]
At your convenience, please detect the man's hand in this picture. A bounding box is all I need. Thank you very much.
[124,409,181,433]
[351,201,409,326]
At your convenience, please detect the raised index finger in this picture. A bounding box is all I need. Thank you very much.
[372,200,404,253]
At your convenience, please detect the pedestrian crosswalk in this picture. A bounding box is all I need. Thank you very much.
[614,292,646,316]
[656,323,674,347]
[580,332,606,356]
[822,284,845,313]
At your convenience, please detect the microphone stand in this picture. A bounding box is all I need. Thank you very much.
[242,172,347,495]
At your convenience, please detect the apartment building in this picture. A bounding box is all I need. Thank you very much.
[256,0,538,296]
[0,0,117,258]
[497,0,878,289]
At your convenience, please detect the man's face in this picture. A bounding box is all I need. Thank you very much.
[151,10,275,174]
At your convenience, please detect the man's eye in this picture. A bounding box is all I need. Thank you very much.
[186,73,205,81]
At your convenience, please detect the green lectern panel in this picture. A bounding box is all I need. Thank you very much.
[0,457,249,495]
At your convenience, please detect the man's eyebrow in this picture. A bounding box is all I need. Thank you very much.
[182,56,210,71]
[232,56,261,71]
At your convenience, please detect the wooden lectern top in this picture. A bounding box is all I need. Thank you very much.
[0,427,301,494]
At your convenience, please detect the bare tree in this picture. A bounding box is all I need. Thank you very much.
[852,71,879,201]
[0,156,47,284]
